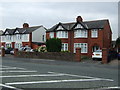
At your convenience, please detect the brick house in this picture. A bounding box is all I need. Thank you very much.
[0,30,3,48]
[46,16,112,56]
[1,23,46,50]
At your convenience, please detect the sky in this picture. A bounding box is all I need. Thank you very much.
[0,1,118,40]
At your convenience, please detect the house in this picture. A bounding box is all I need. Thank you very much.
[1,23,46,50]
[0,30,3,48]
[46,16,112,56]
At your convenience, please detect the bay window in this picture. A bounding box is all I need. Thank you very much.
[74,43,88,53]
[49,32,54,38]
[74,30,87,38]
[56,31,68,38]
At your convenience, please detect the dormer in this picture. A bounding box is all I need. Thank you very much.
[14,30,19,34]
[5,31,9,35]
[75,24,84,29]
[56,25,64,30]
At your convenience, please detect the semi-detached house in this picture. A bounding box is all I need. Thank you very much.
[46,16,112,56]
[1,23,46,50]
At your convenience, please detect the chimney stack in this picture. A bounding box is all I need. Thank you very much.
[23,23,29,28]
[76,16,83,22]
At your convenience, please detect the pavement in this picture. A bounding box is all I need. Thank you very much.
[0,54,119,89]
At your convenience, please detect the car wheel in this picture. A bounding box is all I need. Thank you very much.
[92,58,96,60]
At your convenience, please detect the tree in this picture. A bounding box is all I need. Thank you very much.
[116,37,120,46]
[116,37,120,52]
[46,38,62,52]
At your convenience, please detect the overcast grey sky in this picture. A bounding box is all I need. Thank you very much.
[0,2,118,40]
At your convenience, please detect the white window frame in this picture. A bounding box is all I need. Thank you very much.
[15,43,22,49]
[6,43,12,48]
[91,29,98,38]
[49,32,54,38]
[56,31,68,38]
[1,36,4,41]
[61,43,68,51]
[74,43,88,53]
[74,30,88,38]
[16,34,22,40]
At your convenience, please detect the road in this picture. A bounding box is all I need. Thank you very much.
[0,56,119,89]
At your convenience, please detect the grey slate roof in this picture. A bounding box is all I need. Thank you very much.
[16,26,42,34]
[3,29,16,35]
[47,19,108,32]
[2,26,44,35]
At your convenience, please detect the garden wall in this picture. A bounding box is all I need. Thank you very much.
[16,51,76,61]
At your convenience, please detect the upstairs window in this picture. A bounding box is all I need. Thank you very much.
[6,35,11,40]
[91,29,98,38]
[56,31,68,38]
[1,36,5,41]
[49,32,54,38]
[16,34,22,40]
[23,34,29,40]
[74,30,88,38]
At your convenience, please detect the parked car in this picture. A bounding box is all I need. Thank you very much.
[19,46,33,52]
[5,48,13,54]
[118,52,120,60]
[92,50,102,60]
[10,50,14,55]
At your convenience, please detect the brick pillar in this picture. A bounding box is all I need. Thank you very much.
[102,48,108,64]
[14,48,18,57]
[1,48,5,57]
[75,48,81,62]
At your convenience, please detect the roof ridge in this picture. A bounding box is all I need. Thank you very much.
[84,19,108,23]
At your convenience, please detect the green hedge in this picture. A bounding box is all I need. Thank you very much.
[46,38,62,52]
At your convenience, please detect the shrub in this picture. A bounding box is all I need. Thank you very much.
[38,45,47,52]
[46,38,62,52]
[61,50,70,53]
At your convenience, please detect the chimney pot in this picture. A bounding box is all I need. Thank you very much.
[76,16,83,22]
[23,23,29,28]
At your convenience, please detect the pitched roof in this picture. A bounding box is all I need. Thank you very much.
[47,19,108,32]
[16,26,42,34]
[3,28,16,35]
[2,26,44,35]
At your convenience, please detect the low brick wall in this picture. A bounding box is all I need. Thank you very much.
[16,51,75,61]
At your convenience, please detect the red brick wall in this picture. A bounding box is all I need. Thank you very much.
[32,43,39,49]
[22,42,31,47]
[87,29,103,56]
[1,42,5,47]
[12,42,15,48]
[103,21,112,49]
[46,22,112,57]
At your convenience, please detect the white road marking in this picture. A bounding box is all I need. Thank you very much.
[0,67,25,70]
[0,74,65,78]
[31,58,55,61]
[48,72,114,81]
[0,83,22,90]
[107,86,120,89]
[5,78,113,85]
[0,70,37,73]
